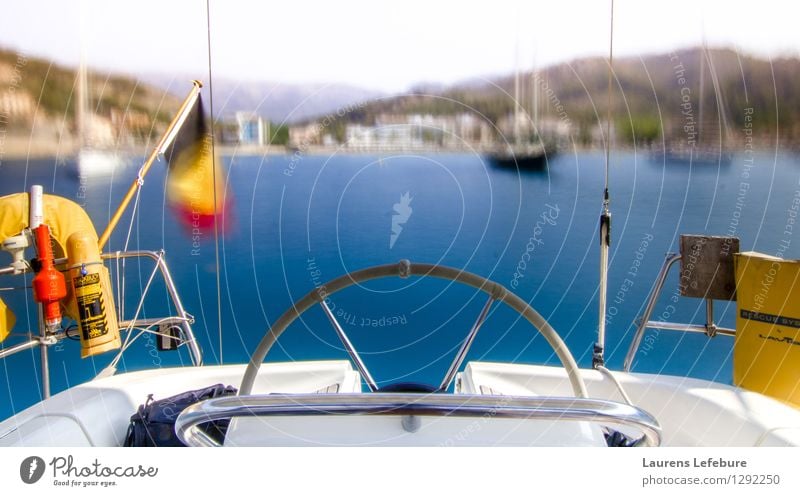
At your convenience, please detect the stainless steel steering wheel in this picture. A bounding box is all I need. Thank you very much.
[240,260,588,398]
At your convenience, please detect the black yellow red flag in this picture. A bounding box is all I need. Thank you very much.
[164,96,227,230]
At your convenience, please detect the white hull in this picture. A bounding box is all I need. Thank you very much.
[76,148,123,177]
[2,360,797,447]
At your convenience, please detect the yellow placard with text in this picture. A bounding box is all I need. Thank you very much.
[734,252,800,407]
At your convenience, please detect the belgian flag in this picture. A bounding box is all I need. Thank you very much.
[164,95,227,230]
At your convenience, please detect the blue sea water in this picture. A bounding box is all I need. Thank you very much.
[1,150,799,419]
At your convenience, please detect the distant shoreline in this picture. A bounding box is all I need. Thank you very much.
[0,138,795,163]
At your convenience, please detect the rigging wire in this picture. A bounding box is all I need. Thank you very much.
[103,252,163,373]
[119,175,143,326]
[604,0,614,199]
[206,0,224,364]
[594,0,614,368]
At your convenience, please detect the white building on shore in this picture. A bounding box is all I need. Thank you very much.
[235,112,268,146]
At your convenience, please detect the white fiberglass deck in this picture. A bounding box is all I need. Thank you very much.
[1,360,798,447]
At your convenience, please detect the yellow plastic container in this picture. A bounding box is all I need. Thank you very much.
[734,251,800,407]
[66,231,121,358]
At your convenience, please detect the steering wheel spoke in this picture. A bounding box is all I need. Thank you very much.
[241,260,588,398]
[320,299,378,392]
[439,293,495,391]
[175,261,665,448]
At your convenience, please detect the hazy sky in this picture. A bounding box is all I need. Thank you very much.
[0,0,798,92]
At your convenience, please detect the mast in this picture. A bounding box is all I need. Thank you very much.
[77,1,89,149]
[532,44,539,133]
[77,60,88,148]
[513,40,521,145]
[698,39,705,145]
[532,73,538,131]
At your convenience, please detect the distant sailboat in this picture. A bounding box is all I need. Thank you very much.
[74,10,122,176]
[487,43,553,169]
[663,44,732,165]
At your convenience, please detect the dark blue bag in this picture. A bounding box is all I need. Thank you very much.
[123,383,237,447]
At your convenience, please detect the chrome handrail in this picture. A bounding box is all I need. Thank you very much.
[623,252,736,372]
[175,393,662,447]
[101,250,202,366]
[0,338,44,360]
[623,253,681,371]
[0,249,202,376]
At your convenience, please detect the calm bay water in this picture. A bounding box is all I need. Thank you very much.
[1,150,799,419]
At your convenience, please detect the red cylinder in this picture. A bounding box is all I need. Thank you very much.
[32,225,66,330]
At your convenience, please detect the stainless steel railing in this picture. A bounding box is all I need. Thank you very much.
[0,249,202,398]
[102,250,203,366]
[623,252,736,372]
[175,393,662,447]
